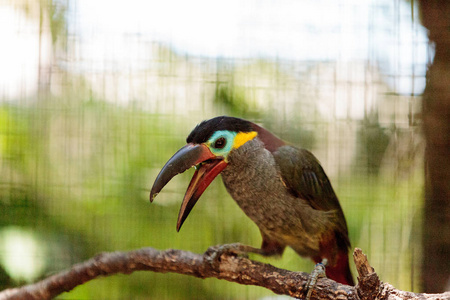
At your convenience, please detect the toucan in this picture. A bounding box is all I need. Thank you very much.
[150,116,354,287]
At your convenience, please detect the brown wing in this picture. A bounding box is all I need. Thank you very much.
[273,145,350,243]
[273,145,341,211]
[273,145,353,283]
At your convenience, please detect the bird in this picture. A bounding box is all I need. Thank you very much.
[150,116,354,287]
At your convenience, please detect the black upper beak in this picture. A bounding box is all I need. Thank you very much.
[150,143,228,231]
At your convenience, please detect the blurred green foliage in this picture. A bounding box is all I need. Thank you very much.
[0,88,423,298]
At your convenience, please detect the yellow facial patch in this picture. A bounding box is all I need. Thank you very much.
[232,131,258,149]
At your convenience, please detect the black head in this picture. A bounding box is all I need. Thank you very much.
[186,116,253,144]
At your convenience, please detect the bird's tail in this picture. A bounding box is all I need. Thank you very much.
[325,250,354,286]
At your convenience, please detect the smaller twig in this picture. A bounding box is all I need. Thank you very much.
[353,248,450,300]
[353,248,382,300]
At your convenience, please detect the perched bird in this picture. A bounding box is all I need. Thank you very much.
[150,116,354,286]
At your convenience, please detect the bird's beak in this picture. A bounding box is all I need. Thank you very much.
[150,143,228,231]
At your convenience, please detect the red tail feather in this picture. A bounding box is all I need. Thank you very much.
[324,250,354,286]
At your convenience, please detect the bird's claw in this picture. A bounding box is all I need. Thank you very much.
[305,259,327,300]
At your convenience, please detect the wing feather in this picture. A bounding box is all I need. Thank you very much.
[274,146,341,211]
[273,145,350,247]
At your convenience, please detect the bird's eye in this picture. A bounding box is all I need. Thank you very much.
[214,137,226,149]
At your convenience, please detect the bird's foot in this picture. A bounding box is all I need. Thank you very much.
[305,259,327,300]
[204,243,262,269]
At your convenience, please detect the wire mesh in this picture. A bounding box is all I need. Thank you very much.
[0,0,429,298]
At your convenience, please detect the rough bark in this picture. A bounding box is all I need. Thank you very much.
[419,0,450,293]
[0,247,448,300]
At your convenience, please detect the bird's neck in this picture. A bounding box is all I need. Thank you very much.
[222,139,274,185]
[220,139,283,222]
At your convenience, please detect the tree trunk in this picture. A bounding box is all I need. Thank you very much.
[419,0,450,293]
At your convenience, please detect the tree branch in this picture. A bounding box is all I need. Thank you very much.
[0,247,448,300]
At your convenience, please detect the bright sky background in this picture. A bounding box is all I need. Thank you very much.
[71,0,429,95]
[0,0,430,100]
